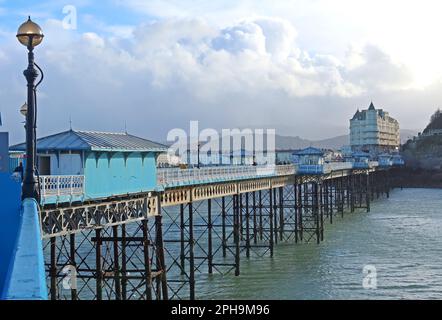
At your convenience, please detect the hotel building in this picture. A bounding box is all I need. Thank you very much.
[350,102,400,154]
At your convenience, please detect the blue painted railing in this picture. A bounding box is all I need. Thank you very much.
[1,198,47,300]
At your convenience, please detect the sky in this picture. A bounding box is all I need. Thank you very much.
[1,0,441,143]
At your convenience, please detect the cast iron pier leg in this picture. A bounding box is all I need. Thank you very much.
[233,195,241,276]
[180,204,186,275]
[188,201,195,299]
[245,193,250,258]
[221,197,227,258]
[207,199,213,273]
[112,226,121,300]
[50,237,57,300]
[279,187,284,241]
[269,188,274,257]
[141,220,152,300]
[95,228,102,301]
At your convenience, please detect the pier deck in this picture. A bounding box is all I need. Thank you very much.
[37,162,392,300]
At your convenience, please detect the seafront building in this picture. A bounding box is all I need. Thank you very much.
[350,102,400,154]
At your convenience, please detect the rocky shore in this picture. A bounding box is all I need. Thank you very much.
[391,167,442,188]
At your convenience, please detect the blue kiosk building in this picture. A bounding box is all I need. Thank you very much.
[351,151,371,169]
[295,147,325,174]
[10,130,167,204]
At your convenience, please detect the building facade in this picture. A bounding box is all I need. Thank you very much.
[350,102,400,154]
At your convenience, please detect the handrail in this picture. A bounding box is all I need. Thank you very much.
[324,162,353,173]
[157,165,296,187]
[39,175,85,200]
[2,198,47,300]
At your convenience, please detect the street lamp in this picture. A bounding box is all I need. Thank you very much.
[20,102,28,116]
[17,16,44,201]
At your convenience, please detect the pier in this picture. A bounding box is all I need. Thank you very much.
[38,162,392,300]
[0,129,402,301]
[2,3,440,303]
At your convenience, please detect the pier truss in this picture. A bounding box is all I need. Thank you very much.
[40,168,391,300]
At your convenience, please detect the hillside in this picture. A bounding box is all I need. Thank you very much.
[275,134,348,150]
[423,109,442,134]
[163,129,418,151]
[276,129,416,150]
[402,109,442,169]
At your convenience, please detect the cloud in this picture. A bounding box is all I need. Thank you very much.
[0,15,432,144]
[344,44,414,91]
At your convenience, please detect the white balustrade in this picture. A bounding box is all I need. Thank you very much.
[157,165,296,187]
[369,161,379,168]
[324,162,353,173]
[39,175,85,200]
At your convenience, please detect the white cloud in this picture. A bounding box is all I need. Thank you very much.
[118,0,442,87]
[0,15,436,144]
[344,44,414,91]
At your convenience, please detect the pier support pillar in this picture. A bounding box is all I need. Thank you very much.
[245,193,250,258]
[252,191,258,244]
[141,219,152,300]
[207,199,213,272]
[269,188,274,257]
[366,172,371,213]
[112,226,122,300]
[279,187,284,241]
[259,190,264,241]
[180,204,186,274]
[95,228,102,301]
[155,213,169,300]
[233,194,241,276]
[50,237,57,300]
[273,188,278,245]
[294,183,299,243]
[221,197,227,258]
[188,201,195,299]
[69,233,78,300]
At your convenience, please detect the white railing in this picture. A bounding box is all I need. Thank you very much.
[369,161,379,168]
[324,162,353,173]
[157,165,296,187]
[39,175,85,199]
[275,164,297,176]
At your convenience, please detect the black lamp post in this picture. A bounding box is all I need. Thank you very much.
[16,16,44,201]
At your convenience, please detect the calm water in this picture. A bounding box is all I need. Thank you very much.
[195,188,442,300]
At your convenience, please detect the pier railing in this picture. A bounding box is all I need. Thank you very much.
[324,162,353,172]
[37,161,379,201]
[39,175,85,199]
[157,165,296,187]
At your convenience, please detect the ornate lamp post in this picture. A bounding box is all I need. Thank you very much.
[16,17,44,201]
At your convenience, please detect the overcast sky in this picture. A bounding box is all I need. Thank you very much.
[1,0,441,143]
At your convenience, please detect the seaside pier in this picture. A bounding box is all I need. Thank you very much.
[39,163,392,300]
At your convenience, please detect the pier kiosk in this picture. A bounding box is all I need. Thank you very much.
[295,147,325,174]
[10,130,167,204]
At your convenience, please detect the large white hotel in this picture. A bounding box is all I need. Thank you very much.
[350,102,400,154]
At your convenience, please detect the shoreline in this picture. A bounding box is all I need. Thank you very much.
[390,167,442,189]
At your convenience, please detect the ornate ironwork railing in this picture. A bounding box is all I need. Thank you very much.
[157,165,296,187]
[39,175,85,199]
